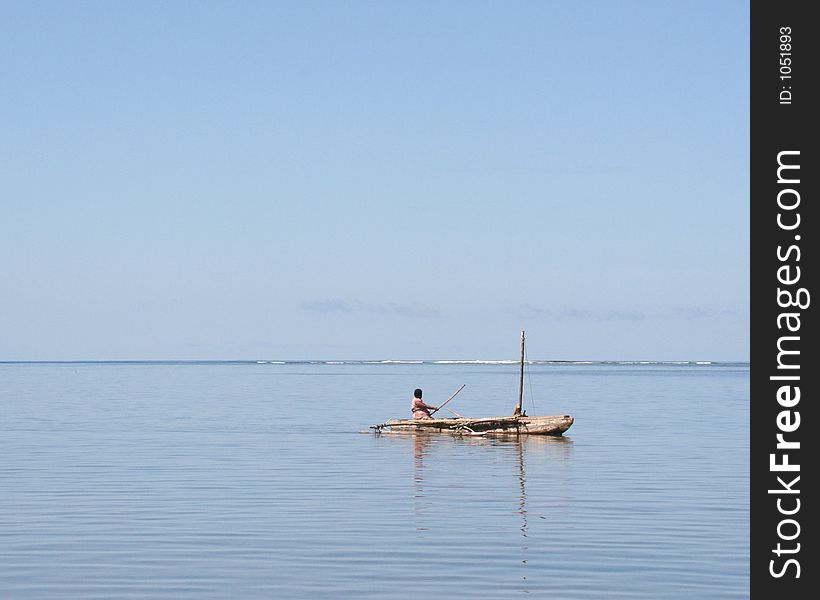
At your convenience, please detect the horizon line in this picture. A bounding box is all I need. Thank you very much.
[0,358,751,364]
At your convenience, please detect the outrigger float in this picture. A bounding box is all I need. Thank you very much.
[371,331,574,436]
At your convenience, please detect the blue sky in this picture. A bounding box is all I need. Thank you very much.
[1,1,749,360]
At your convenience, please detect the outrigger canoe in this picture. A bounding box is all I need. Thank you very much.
[371,331,574,436]
[371,414,573,436]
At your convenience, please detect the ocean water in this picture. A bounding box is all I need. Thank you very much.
[0,361,749,598]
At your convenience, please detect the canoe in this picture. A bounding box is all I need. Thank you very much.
[372,414,573,436]
[371,331,574,437]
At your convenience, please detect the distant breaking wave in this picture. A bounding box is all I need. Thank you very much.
[246,359,743,367]
[366,360,424,364]
[434,360,519,365]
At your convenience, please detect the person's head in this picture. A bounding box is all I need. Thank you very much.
[414,388,423,399]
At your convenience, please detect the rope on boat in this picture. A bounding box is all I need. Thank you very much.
[525,345,536,414]
[451,424,488,436]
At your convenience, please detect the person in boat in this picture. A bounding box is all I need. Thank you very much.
[411,388,438,419]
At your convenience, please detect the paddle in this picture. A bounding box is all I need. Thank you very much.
[429,384,466,417]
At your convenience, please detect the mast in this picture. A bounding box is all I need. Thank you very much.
[513,330,525,416]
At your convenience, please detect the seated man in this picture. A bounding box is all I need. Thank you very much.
[411,388,438,419]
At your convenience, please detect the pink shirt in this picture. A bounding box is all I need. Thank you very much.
[411,398,433,419]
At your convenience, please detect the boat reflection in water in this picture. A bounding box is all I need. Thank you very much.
[382,431,574,593]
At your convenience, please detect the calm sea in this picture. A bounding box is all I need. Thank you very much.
[1,361,749,598]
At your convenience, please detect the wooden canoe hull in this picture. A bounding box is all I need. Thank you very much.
[374,414,573,436]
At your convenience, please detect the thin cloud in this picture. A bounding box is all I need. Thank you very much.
[301,299,356,314]
[514,304,741,322]
[514,304,645,321]
[670,307,741,320]
[602,310,645,321]
[302,298,441,319]
[386,302,441,319]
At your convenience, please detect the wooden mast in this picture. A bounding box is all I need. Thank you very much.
[513,330,525,416]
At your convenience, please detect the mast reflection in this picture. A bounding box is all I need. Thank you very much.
[382,432,574,544]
